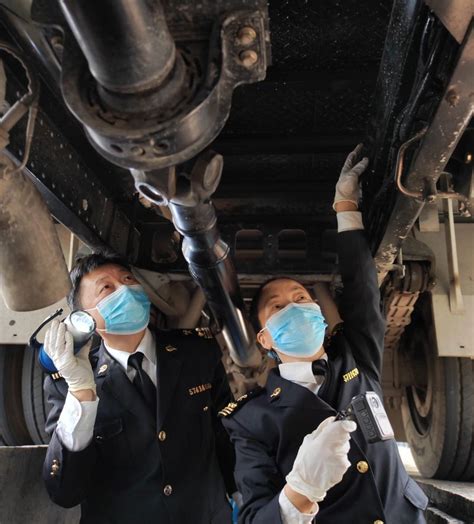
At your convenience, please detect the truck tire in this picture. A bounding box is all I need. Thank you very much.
[0,345,33,445]
[400,293,474,480]
[21,345,51,444]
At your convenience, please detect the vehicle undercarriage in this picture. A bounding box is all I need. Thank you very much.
[0,0,473,482]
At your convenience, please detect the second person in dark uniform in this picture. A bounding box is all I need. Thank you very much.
[220,145,429,524]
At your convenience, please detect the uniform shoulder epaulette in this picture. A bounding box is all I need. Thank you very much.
[50,371,63,381]
[181,327,214,339]
[218,386,264,417]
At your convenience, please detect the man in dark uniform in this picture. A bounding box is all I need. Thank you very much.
[42,254,235,523]
[220,145,429,524]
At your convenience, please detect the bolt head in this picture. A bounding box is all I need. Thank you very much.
[239,50,258,68]
[445,87,460,107]
[237,27,257,46]
[202,155,223,190]
[131,146,145,156]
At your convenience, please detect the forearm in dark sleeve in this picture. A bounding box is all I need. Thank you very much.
[224,417,284,524]
[43,378,97,507]
[337,230,385,380]
[44,431,97,507]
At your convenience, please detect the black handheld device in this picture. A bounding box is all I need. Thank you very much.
[336,391,394,443]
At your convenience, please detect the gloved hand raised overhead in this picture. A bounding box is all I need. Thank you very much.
[286,416,357,503]
[333,143,369,209]
[44,319,96,393]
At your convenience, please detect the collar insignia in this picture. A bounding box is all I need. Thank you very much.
[98,364,108,375]
[342,367,359,382]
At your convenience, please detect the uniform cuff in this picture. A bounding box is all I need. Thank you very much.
[336,211,364,232]
[56,392,99,452]
[278,489,318,524]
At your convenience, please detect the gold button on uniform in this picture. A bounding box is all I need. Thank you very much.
[356,460,369,474]
[163,484,173,496]
[374,520,384,524]
[270,387,281,398]
[50,459,60,477]
[158,431,167,442]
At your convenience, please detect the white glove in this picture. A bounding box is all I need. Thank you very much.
[333,144,369,210]
[44,319,96,393]
[286,416,357,503]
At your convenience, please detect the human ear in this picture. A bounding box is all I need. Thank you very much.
[257,328,273,350]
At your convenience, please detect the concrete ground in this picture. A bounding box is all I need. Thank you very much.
[0,444,472,523]
[0,446,79,524]
[398,443,474,524]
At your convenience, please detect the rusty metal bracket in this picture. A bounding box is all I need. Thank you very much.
[395,127,469,203]
[395,127,428,200]
[375,22,474,278]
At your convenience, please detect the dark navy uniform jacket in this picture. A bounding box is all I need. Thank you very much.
[222,230,428,524]
[43,327,235,524]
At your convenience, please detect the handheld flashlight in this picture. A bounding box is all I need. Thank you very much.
[29,308,96,374]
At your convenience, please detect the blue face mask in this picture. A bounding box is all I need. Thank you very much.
[88,284,151,335]
[263,302,327,357]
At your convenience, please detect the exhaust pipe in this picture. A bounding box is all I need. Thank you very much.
[171,202,260,367]
[0,154,71,311]
[132,152,261,368]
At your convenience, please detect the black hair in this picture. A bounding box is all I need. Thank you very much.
[249,276,302,332]
[68,252,131,310]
